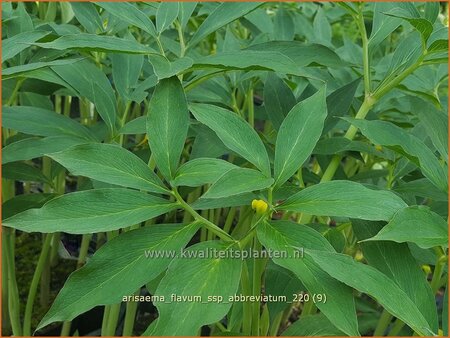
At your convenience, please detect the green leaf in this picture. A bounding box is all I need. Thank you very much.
[178,2,197,29]
[2,30,50,61]
[307,250,434,336]
[363,206,448,249]
[384,8,434,43]
[190,103,270,176]
[274,86,327,186]
[35,33,157,54]
[274,8,294,41]
[70,2,103,34]
[2,58,84,79]
[3,188,177,234]
[156,2,179,33]
[192,193,256,210]
[2,136,90,164]
[91,82,117,133]
[428,39,448,54]
[344,118,448,193]
[265,262,303,324]
[120,116,146,135]
[149,241,243,335]
[368,3,403,52]
[203,168,274,199]
[172,158,237,187]
[246,41,342,67]
[2,193,57,220]
[2,106,96,140]
[193,50,301,76]
[2,162,52,186]
[279,181,407,221]
[313,7,331,45]
[112,48,144,101]
[38,222,199,330]
[323,78,361,133]
[148,54,193,80]
[188,2,260,47]
[48,143,169,194]
[95,2,157,37]
[352,219,438,332]
[257,221,359,336]
[263,73,296,130]
[147,76,189,180]
[282,314,344,336]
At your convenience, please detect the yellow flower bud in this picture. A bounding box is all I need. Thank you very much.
[355,251,364,262]
[438,329,444,336]
[375,144,383,151]
[421,264,432,275]
[251,199,268,214]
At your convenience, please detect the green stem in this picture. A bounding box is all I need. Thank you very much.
[122,292,139,336]
[356,5,371,95]
[172,189,234,242]
[247,88,254,128]
[241,261,252,335]
[77,234,92,269]
[60,321,72,336]
[104,303,121,336]
[431,253,447,294]
[387,318,405,336]
[7,78,24,106]
[23,234,54,336]
[373,309,392,336]
[251,237,262,335]
[4,228,22,336]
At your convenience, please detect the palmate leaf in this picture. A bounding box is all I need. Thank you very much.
[146,241,242,335]
[3,189,177,234]
[38,223,200,330]
[257,221,359,336]
[48,143,169,195]
[147,76,189,180]
[279,181,407,221]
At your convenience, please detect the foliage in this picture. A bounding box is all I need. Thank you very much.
[2,2,448,337]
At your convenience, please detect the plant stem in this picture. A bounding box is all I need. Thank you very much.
[23,234,54,335]
[251,237,262,335]
[373,309,392,336]
[7,78,24,106]
[387,318,405,336]
[4,228,22,336]
[104,303,121,336]
[122,292,139,336]
[247,88,254,128]
[172,189,234,242]
[356,5,371,96]
[430,252,447,294]
[241,261,252,335]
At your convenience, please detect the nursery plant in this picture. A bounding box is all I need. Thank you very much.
[1,1,449,337]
